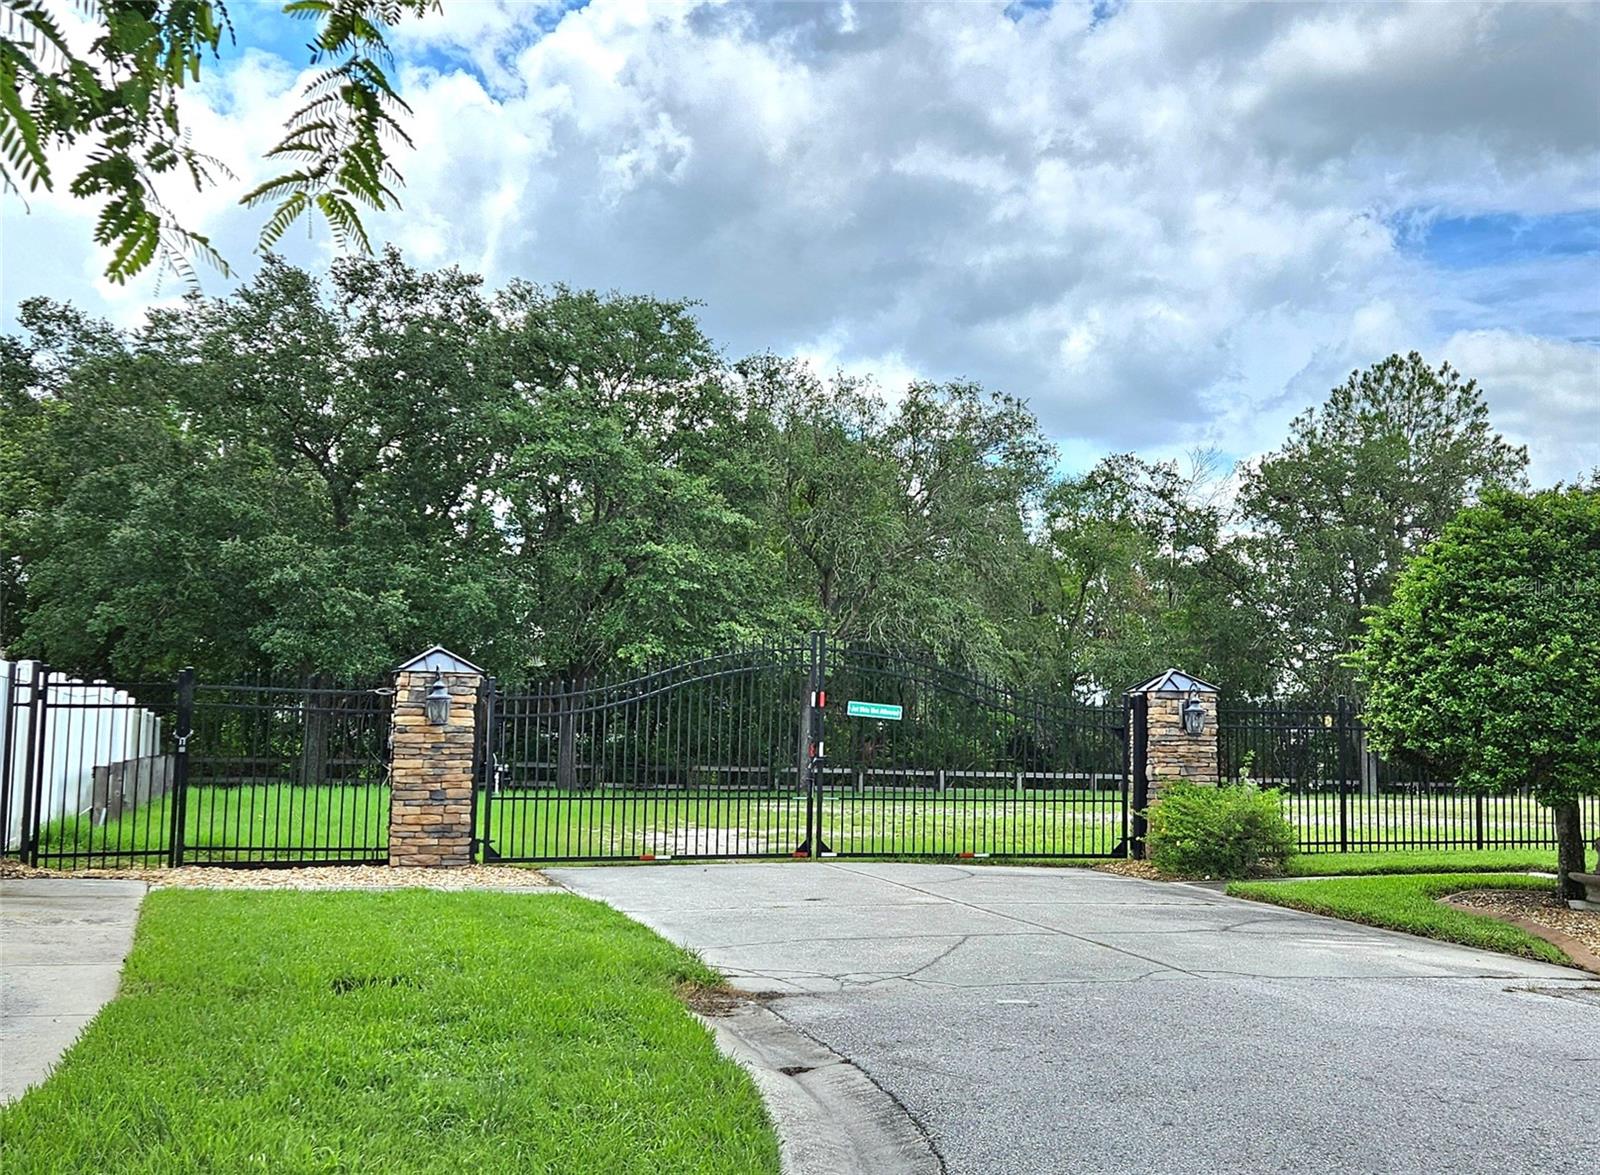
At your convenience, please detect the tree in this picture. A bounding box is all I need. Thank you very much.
[1353,487,1600,899]
[490,285,791,681]
[0,253,796,683]
[1028,453,1275,700]
[1,0,433,283]
[740,356,1050,666]
[2,253,532,679]
[1239,352,1528,697]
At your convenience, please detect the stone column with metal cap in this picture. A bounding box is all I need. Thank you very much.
[388,646,484,868]
[1128,668,1219,805]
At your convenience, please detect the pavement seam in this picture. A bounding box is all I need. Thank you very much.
[820,861,1199,977]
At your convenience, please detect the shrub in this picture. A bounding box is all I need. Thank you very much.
[1145,780,1297,878]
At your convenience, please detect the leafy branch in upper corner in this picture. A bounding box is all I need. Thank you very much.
[0,1,434,284]
[242,0,434,255]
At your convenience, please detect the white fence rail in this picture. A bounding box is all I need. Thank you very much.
[1,661,165,852]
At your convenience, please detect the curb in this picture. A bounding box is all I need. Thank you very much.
[1437,895,1600,976]
[697,1002,942,1175]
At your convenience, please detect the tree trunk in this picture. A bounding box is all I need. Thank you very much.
[557,678,579,792]
[298,676,331,789]
[1553,799,1586,902]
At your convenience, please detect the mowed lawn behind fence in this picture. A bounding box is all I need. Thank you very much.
[30,784,393,867]
[27,779,1595,867]
[484,785,1128,860]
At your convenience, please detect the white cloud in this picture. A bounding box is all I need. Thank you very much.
[3,0,1596,481]
[1439,330,1600,484]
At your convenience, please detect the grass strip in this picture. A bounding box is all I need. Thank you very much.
[1280,848,1585,877]
[0,889,778,1174]
[1227,872,1572,965]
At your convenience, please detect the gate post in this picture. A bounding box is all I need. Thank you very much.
[20,662,49,867]
[1127,669,1219,815]
[167,667,194,867]
[1128,693,1149,858]
[389,647,485,868]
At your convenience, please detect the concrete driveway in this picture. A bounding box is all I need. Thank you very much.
[551,861,1600,1175]
[0,878,148,1104]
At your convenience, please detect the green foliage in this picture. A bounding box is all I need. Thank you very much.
[1145,781,1298,878]
[1240,352,1528,697]
[0,889,780,1173]
[0,251,1547,706]
[0,1,433,283]
[1353,486,1600,808]
[1227,873,1571,965]
[739,354,1051,667]
[1027,452,1274,698]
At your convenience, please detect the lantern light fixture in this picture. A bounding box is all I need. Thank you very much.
[424,675,451,726]
[1180,687,1206,736]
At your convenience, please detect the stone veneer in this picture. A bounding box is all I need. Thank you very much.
[1140,688,1219,804]
[388,669,479,867]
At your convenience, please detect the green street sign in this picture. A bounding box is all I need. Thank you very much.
[846,700,903,721]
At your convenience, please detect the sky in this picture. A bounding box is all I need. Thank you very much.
[3,0,1598,484]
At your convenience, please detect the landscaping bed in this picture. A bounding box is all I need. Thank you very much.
[1444,888,1600,972]
[0,859,549,890]
[0,889,778,1173]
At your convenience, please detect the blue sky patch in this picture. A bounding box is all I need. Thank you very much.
[1397,210,1600,271]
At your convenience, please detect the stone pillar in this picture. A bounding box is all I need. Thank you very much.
[388,647,484,868]
[1129,669,1219,806]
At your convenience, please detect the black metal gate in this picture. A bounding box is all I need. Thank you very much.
[481,633,1128,863]
[813,640,1128,859]
[483,640,815,862]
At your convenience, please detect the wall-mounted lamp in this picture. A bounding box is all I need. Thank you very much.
[424,675,451,726]
[1180,687,1206,736]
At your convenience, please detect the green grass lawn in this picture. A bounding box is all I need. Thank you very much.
[1227,873,1573,965]
[32,784,392,866]
[1279,847,1590,876]
[0,889,779,1174]
[484,789,1125,860]
[29,782,1592,868]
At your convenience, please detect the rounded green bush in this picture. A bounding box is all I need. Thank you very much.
[1145,780,1297,878]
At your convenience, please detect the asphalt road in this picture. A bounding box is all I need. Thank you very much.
[550,861,1600,1175]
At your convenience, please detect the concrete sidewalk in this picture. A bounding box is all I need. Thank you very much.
[0,877,148,1104]
[552,861,1600,1175]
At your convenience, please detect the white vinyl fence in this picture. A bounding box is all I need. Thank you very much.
[2,661,165,852]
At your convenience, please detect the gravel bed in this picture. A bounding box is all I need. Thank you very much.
[0,860,550,891]
[1094,858,1165,880]
[1449,887,1600,954]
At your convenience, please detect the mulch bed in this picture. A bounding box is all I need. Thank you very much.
[1443,887,1600,974]
[0,860,550,891]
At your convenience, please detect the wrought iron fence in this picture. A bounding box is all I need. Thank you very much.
[2,665,180,868]
[183,678,391,866]
[1217,699,1597,853]
[11,653,1588,870]
[2,665,390,869]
